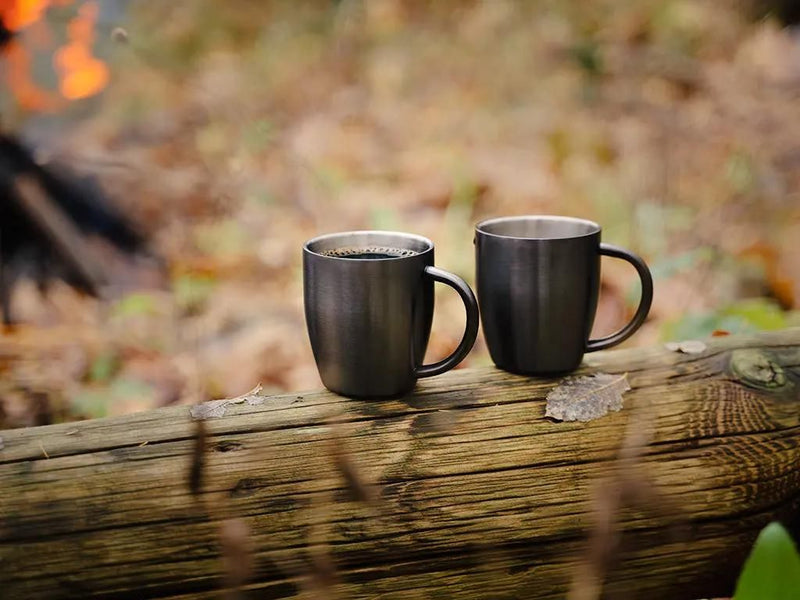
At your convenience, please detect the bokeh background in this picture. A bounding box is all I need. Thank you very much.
[2,0,799,427]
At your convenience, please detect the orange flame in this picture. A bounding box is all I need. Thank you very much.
[54,1,108,100]
[3,34,60,111]
[1,0,50,31]
[1,0,110,111]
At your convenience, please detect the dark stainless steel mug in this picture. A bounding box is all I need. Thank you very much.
[303,231,479,397]
[475,216,653,374]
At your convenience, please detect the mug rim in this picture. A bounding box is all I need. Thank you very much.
[303,230,434,261]
[475,215,601,240]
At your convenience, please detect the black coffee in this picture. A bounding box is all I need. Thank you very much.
[321,246,417,259]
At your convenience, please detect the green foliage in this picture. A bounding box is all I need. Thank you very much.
[442,172,481,278]
[126,1,293,75]
[89,351,120,383]
[70,389,109,419]
[591,181,629,247]
[245,184,276,207]
[445,173,480,234]
[627,246,714,309]
[193,219,251,257]
[734,522,800,600]
[634,204,700,259]
[173,274,217,313]
[650,0,706,56]
[369,207,402,231]
[726,150,756,195]
[310,164,347,196]
[70,378,155,420]
[724,298,790,330]
[571,41,604,76]
[110,293,161,319]
[243,119,276,154]
[647,247,714,280]
[661,298,798,341]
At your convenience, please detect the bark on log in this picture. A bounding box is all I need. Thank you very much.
[1,329,799,600]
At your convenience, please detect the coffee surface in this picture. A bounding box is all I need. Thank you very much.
[320,246,417,259]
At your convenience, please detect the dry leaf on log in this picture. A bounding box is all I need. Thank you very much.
[189,383,264,419]
[664,340,707,354]
[545,373,630,422]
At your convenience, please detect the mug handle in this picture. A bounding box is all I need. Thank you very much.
[415,266,480,378]
[586,243,653,352]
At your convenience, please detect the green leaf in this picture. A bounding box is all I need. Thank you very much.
[660,311,752,342]
[90,351,119,383]
[571,41,604,76]
[659,298,789,341]
[368,207,401,231]
[726,150,756,195]
[193,219,250,257]
[173,274,217,313]
[734,522,800,600]
[70,378,156,420]
[70,390,109,419]
[110,293,160,318]
[721,298,787,331]
[110,377,154,399]
[647,247,714,280]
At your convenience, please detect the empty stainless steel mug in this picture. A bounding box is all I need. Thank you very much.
[475,216,653,374]
[303,231,479,397]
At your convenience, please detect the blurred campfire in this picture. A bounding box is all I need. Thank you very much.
[1,0,164,426]
[1,0,110,112]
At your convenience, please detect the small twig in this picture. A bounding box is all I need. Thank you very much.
[219,518,254,600]
[38,440,49,459]
[188,417,207,499]
[568,408,684,600]
[297,497,341,600]
[298,544,340,600]
[327,432,380,508]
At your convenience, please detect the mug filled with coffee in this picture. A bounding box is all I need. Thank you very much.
[475,215,653,375]
[303,230,479,398]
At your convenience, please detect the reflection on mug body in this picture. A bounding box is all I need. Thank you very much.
[304,230,479,398]
[475,215,653,375]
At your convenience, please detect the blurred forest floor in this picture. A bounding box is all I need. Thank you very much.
[2,0,800,427]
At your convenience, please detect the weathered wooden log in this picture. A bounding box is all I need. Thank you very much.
[1,329,799,599]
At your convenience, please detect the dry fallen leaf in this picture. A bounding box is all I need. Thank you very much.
[664,340,707,354]
[545,373,630,422]
[189,399,229,420]
[189,383,264,419]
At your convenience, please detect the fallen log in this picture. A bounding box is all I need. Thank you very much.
[1,329,799,599]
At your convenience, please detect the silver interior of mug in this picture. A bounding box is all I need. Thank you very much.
[304,230,433,257]
[476,216,600,240]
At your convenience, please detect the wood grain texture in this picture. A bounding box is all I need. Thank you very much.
[1,329,799,599]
